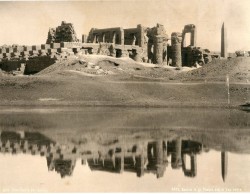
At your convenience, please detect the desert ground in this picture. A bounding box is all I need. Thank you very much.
[0,55,249,108]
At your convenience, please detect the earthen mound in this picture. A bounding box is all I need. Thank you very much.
[176,57,250,82]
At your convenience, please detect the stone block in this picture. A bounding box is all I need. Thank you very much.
[73,47,81,53]
[32,50,39,56]
[14,52,21,57]
[60,42,82,48]
[32,45,42,50]
[10,52,16,57]
[1,48,6,53]
[39,50,47,56]
[51,43,61,49]
[67,51,75,56]
[48,49,57,54]
[5,53,11,57]
[13,46,24,52]
[57,48,70,53]
[41,44,51,49]
[82,34,88,43]
[6,48,14,53]
[24,46,32,52]
[20,51,29,56]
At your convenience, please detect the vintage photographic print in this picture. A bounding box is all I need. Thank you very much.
[0,0,249,192]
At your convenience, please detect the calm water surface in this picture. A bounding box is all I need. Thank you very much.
[0,107,249,192]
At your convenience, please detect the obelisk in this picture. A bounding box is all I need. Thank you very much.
[221,22,228,58]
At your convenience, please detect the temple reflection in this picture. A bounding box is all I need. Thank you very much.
[0,130,228,181]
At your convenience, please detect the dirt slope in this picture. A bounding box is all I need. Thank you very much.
[175,57,250,82]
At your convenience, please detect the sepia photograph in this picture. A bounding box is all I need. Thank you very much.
[0,0,249,192]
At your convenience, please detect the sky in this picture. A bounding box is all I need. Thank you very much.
[0,0,250,52]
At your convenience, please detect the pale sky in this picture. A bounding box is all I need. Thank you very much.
[0,0,250,52]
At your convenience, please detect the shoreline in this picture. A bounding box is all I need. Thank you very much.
[0,100,244,109]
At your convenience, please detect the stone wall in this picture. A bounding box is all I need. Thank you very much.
[0,60,23,72]
[24,56,56,75]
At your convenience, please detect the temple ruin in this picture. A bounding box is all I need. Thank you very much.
[0,21,221,74]
[46,21,79,44]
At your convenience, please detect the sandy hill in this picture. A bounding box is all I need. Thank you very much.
[37,55,178,80]
[37,55,249,83]
[176,57,250,82]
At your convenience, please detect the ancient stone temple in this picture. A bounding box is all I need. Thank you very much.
[86,23,168,64]
[46,21,79,43]
[0,21,221,75]
[171,32,182,68]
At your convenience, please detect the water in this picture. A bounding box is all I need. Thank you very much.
[0,107,249,192]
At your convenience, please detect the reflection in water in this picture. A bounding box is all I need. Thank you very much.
[221,151,228,182]
[0,107,249,191]
[0,130,229,181]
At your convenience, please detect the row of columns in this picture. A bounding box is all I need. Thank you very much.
[92,29,124,45]
[152,32,182,67]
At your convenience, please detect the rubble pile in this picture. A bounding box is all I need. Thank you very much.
[46,21,79,44]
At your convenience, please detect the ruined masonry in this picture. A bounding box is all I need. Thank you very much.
[171,32,182,68]
[0,21,220,74]
[46,21,79,43]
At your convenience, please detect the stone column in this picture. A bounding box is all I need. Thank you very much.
[112,32,117,44]
[171,32,182,68]
[102,33,106,43]
[186,46,194,67]
[93,35,97,43]
[153,36,164,65]
[182,30,186,48]
[18,131,25,139]
[163,140,168,163]
[171,138,182,169]
[137,24,144,47]
[119,149,125,173]
[191,27,197,47]
[155,140,164,178]
[82,34,88,43]
[119,28,124,45]
[190,154,197,176]
[81,159,86,165]
[136,154,145,177]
